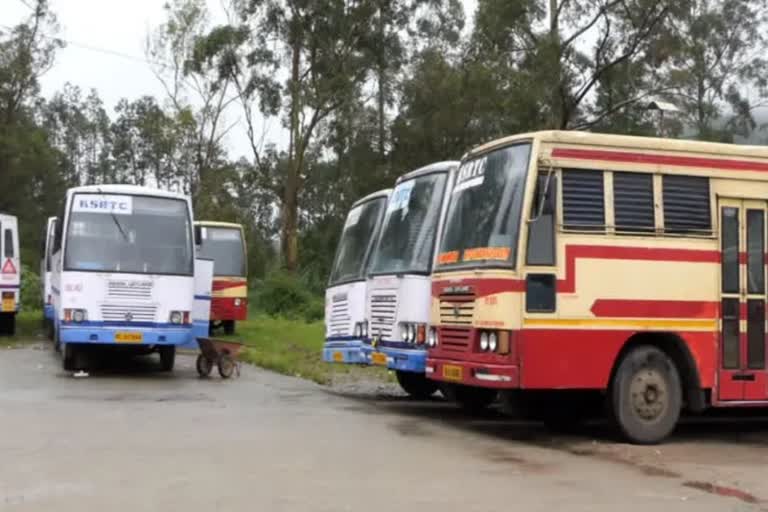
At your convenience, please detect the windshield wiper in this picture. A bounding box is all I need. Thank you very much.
[97,187,130,243]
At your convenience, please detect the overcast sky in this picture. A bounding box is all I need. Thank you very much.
[5,0,478,159]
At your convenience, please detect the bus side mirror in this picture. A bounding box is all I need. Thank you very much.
[194,225,202,246]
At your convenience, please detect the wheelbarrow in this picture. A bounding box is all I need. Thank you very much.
[195,337,244,379]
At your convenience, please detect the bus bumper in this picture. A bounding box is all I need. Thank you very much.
[425,358,520,389]
[323,338,367,364]
[367,345,426,373]
[59,324,194,346]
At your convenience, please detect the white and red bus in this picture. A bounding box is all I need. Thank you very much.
[195,221,248,335]
[427,130,768,443]
[0,213,20,336]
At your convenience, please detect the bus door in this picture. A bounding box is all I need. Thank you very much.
[718,199,767,401]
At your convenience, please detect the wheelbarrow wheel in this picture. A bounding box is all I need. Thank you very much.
[196,354,213,377]
[218,354,235,379]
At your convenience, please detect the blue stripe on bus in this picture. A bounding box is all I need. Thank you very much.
[194,294,212,301]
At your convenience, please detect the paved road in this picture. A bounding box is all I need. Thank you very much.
[1,345,767,511]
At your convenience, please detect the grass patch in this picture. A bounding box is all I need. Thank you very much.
[2,310,44,347]
[221,314,391,385]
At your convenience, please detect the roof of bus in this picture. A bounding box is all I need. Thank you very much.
[194,221,243,229]
[68,184,189,201]
[352,188,392,208]
[465,130,768,160]
[396,160,460,184]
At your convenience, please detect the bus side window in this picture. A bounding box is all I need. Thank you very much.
[4,229,13,258]
[526,173,556,266]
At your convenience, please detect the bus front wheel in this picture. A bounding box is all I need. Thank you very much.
[62,343,76,372]
[395,371,438,399]
[612,346,682,444]
[159,346,176,372]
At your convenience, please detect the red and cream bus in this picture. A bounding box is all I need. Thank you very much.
[195,221,247,335]
[427,130,768,443]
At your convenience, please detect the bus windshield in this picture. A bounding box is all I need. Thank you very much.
[438,143,531,268]
[198,226,246,277]
[328,196,386,286]
[64,194,193,275]
[369,172,448,275]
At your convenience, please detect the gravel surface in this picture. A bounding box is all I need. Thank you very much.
[1,344,767,511]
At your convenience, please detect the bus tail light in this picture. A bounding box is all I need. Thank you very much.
[183,311,191,324]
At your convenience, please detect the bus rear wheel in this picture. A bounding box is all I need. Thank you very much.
[395,371,438,399]
[159,346,176,372]
[612,346,682,444]
[62,343,76,372]
[444,384,497,413]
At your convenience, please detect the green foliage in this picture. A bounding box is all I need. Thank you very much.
[256,271,321,322]
[20,265,41,311]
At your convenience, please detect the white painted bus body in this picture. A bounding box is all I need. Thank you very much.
[363,162,457,374]
[50,185,198,359]
[41,216,57,325]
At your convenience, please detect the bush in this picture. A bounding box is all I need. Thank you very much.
[300,296,324,323]
[20,265,41,311]
[257,270,317,320]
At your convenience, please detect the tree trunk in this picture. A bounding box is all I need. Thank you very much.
[282,33,302,272]
[376,4,386,159]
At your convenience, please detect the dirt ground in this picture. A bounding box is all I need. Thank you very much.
[1,343,768,511]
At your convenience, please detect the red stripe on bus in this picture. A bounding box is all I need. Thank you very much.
[552,148,768,172]
[589,299,719,319]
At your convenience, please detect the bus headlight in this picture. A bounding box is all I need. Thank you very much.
[428,328,438,348]
[400,324,409,342]
[408,324,416,344]
[479,331,489,351]
[354,322,363,337]
[362,321,368,337]
[234,298,242,307]
[72,309,87,323]
[170,311,183,324]
[488,331,498,352]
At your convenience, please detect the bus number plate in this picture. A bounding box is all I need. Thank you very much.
[115,331,143,343]
[1,297,14,312]
[442,365,463,381]
[332,351,344,362]
[371,352,387,365]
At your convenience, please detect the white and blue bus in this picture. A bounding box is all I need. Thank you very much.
[41,216,57,336]
[363,162,457,397]
[50,185,199,371]
[0,213,20,336]
[322,189,390,364]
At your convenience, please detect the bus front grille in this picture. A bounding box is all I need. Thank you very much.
[439,294,475,325]
[439,326,472,353]
[370,292,397,340]
[101,304,158,323]
[329,297,351,336]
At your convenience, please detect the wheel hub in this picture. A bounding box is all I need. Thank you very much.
[629,369,667,421]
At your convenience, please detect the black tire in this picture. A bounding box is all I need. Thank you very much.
[62,343,76,372]
[223,320,235,336]
[0,313,8,336]
[444,384,497,413]
[196,354,213,377]
[612,346,682,444]
[159,346,176,372]
[395,371,438,399]
[218,354,235,379]
[6,314,15,337]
